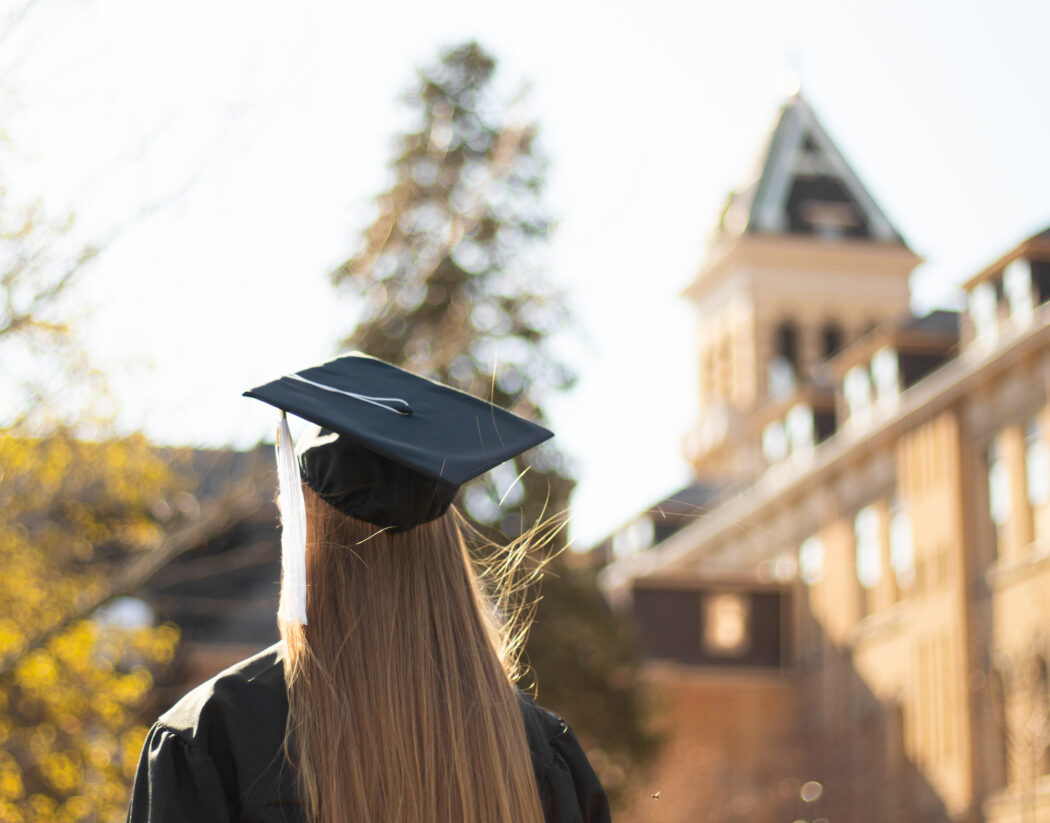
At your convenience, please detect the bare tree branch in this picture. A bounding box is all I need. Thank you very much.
[0,480,263,678]
[0,0,38,53]
[154,537,276,587]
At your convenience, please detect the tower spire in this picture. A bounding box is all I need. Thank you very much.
[684,95,921,482]
[717,94,905,244]
[780,50,802,99]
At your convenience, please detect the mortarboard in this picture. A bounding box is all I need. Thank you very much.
[244,352,554,625]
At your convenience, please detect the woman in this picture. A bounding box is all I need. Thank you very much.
[126,353,610,823]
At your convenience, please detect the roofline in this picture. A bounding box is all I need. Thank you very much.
[745,93,908,245]
[747,96,795,230]
[824,316,959,378]
[747,384,836,432]
[602,303,1050,596]
[962,231,1050,290]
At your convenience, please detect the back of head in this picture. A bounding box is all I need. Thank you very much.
[280,488,545,823]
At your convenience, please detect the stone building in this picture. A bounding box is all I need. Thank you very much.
[601,94,1050,823]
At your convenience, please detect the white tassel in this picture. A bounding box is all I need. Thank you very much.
[276,413,309,625]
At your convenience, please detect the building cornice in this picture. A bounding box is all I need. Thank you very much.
[824,317,959,378]
[602,305,1050,597]
[682,234,923,303]
[962,234,1050,291]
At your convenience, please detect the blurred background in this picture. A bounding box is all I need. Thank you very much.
[1,0,1048,820]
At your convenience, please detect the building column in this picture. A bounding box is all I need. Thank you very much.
[874,498,896,610]
[1003,425,1032,559]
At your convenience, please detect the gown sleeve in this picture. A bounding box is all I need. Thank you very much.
[126,723,233,823]
[543,719,612,823]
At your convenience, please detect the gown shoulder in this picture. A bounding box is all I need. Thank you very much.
[156,642,288,754]
[128,646,609,823]
[126,643,298,823]
[518,693,612,823]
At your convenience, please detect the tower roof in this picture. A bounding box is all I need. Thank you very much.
[718,94,906,245]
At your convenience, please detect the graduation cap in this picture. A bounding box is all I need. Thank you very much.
[244,353,554,625]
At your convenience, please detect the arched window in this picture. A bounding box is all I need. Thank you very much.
[855,506,881,616]
[889,496,915,596]
[799,535,825,585]
[821,322,845,361]
[768,320,800,399]
[1026,416,1049,542]
[988,438,1010,560]
[775,320,800,369]
[702,593,751,657]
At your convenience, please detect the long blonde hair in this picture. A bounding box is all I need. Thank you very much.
[279,488,546,823]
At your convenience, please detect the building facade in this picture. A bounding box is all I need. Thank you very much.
[602,94,1050,823]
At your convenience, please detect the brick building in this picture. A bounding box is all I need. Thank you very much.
[601,94,1050,823]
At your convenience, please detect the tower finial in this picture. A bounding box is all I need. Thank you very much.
[780,50,802,98]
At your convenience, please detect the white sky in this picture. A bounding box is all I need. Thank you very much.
[4,0,1049,545]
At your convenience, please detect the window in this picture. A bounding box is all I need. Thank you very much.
[775,320,800,370]
[718,337,733,398]
[701,348,717,398]
[889,497,915,594]
[855,506,882,590]
[1026,417,1049,508]
[821,322,845,361]
[988,439,1011,528]
[1026,416,1049,542]
[767,357,796,400]
[702,593,751,657]
[768,321,800,400]
[799,535,825,585]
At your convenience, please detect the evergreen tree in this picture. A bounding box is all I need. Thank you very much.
[332,41,656,802]
[333,42,571,537]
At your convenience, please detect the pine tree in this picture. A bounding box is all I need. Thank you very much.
[334,41,573,537]
[332,41,656,802]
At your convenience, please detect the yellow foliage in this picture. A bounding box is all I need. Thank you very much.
[29,793,57,817]
[0,620,26,659]
[0,803,26,823]
[0,432,185,822]
[0,769,24,800]
[16,651,59,693]
[63,796,90,820]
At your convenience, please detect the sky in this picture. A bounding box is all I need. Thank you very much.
[3,0,1049,546]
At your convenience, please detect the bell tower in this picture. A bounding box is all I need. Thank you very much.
[683,93,922,481]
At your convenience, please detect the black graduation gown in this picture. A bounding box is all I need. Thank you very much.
[126,643,611,823]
